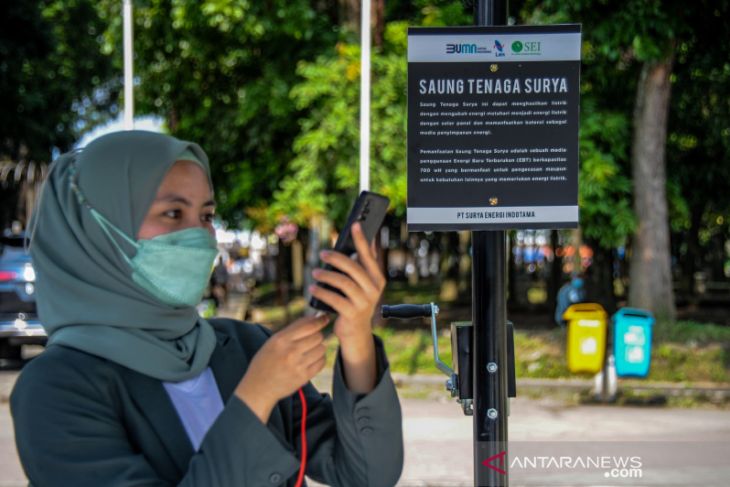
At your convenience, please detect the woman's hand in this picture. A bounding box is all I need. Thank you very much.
[308,222,387,393]
[309,222,386,343]
[235,314,329,423]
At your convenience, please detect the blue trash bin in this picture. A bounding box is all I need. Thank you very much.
[612,308,654,378]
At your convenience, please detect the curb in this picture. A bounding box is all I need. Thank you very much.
[387,373,730,399]
[311,370,730,400]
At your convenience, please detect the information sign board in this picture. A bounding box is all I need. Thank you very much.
[407,25,581,230]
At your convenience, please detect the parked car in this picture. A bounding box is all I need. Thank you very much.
[0,234,46,360]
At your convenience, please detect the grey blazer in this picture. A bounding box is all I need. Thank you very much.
[11,318,404,486]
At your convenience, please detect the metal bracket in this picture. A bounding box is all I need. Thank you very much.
[428,302,455,378]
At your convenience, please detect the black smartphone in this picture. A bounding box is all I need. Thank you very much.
[309,190,390,313]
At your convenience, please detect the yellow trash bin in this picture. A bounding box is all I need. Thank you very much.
[563,303,608,374]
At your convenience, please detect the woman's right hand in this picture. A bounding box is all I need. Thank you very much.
[235,314,329,423]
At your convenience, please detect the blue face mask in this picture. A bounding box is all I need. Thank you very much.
[90,209,219,308]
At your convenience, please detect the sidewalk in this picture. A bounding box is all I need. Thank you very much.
[3,385,729,487]
[3,293,727,486]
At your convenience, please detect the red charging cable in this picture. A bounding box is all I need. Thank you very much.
[294,387,308,487]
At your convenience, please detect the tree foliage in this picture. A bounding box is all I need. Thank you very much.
[520,0,677,251]
[667,2,730,219]
[265,2,469,228]
[96,0,337,223]
[519,0,730,319]
[3,0,729,307]
[269,22,408,227]
[577,103,635,248]
[0,0,116,161]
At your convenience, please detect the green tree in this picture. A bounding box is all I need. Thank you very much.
[520,2,639,309]
[270,2,470,228]
[666,3,730,296]
[522,0,722,321]
[0,0,117,161]
[270,23,408,228]
[0,0,116,230]
[97,0,337,224]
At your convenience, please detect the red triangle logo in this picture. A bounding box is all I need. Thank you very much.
[482,450,507,475]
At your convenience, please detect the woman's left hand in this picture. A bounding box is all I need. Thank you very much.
[309,222,386,345]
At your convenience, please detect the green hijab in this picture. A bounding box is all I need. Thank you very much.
[29,130,217,382]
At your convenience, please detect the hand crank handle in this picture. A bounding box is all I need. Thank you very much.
[381,304,433,319]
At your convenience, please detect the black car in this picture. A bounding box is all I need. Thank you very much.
[0,234,46,360]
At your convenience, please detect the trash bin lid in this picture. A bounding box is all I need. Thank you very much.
[612,307,655,325]
[562,302,608,322]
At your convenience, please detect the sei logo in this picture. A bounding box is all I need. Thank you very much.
[512,40,541,55]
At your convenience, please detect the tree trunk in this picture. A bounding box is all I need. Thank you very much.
[457,230,471,296]
[276,239,291,324]
[339,0,383,45]
[304,217,323,315]
[291,239,303,291]
[373,0,385,48]
[683,205,703,300]
[168,106,179,133]
[547,230,562,310]
[339,0,360,34]
[439,232,460,302]
[628,55,676,322]
[586,241,617,314]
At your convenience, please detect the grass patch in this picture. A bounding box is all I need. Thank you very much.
[354,324,730,383]
[375,326,453,376]
[382,281,447,306]
[354,326,576,380]
[514,329,573,379]
[649,342,728,382]
[587,389,730,410]
[246,283,729,384]
[653,320,730,344]
[319,325,453,376]
[249,297,307,328]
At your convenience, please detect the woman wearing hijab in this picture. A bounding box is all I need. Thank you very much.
[11,131,403,486]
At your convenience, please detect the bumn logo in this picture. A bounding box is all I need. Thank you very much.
[447,43,477,54]
[446,43,491,54]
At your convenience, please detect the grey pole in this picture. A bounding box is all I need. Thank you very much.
[122,0,134,130]
[472,1,509,485]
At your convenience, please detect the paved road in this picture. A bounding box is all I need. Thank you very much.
[2,366,729,487]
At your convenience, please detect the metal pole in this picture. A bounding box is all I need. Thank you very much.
[123,0,134,130]
[473,1,508,486]
[359,0,371,192]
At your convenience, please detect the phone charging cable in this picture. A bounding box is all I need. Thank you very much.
[294,387,308,487]
[296,310,326,486]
